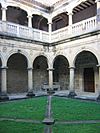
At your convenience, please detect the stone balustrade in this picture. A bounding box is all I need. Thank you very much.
[0,16,98,43]
[0,21,49,43]
[51,16,97,42]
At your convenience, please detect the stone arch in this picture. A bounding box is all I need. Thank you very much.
[52,53,70,68]
[53,55,70,90]
[7,6,28,26]
[52,12,68,31]
[32,53,49,68]
[6,49,32,68]
[7,53,28,93]
[32,14,48,31]
[33,55,48,91]
[73,48,99,66]
[73,50,98,93]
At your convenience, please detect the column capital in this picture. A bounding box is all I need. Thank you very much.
[67,8,73,15]
[27,15,33,18]
[48,18,52,24]
[1,7,7,11]
[48,22,52,25]
[0,66,8,69]
[69,66,75,69]
[97,64,100,67]
[27,67,33,70]
[67,12,73,16]
[47,68,54,71]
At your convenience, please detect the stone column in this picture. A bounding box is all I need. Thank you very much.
[68,67,77,98]
[27,68,35,97]
[97,65,100,101]
[0,66,9,100]
[67,11,73,34]
[47,68,54,90]
[27,15,32,28]
[1,7,7,21]
[48,19,52,43]
[27,15,33,38]
[96,0,100,27]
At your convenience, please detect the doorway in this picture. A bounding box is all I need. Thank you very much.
[84,67,95,92]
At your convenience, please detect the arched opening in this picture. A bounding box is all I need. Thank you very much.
[52,13,68,31]
[33,56,48,91]
[53,55,69,90]
[75,51,98,93]
[7,53,28,93]
[0,4,1,20]
[0,58,2,92]
[73,0,96,24]
[7,6,28,26]
[32,15,48,31]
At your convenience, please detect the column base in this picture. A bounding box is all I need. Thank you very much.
[0,92,9,101]
[47,89,55,95]
[96,94,100,101]
[68,90,77,98]
[26,90,35,97]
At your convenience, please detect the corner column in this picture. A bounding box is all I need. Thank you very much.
[27,15,32,28]
[27,68,35,97]
[47,68,54,90]
[0,66,9,100]
[48,19,52,43]
[1,7,7,32]
[1,7,7,21]
[96,0,100,27]
[27,15,33,38]
[68,67,77,98]
[67,10,73,34]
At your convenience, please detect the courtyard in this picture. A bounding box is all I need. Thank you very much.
[0,96,100,133]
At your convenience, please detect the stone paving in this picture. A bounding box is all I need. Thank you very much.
[7,90,99,101]
[0,117,100,125]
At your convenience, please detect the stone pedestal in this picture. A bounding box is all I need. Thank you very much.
[43,118,55,125]
[68,90,77,98]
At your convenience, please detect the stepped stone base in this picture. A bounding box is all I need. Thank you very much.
[42,118,55,125]
[26,90,35,97]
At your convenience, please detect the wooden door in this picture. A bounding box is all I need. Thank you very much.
[84,68,95,92]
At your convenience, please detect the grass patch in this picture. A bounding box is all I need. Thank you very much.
[53,123,100,133]
[0,97,46,120]
[0,120,44,133]
[52,97,100,121]
[0,120,100,133]
[0,96,100,132]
